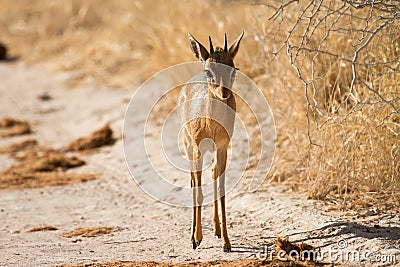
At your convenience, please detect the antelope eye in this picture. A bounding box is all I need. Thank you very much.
[205,69,215,82]
[230,69,237,82]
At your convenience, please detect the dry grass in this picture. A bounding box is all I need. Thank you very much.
[0,0,260,87]
[66,124,115,152]
[0,172,98,190]
[0,138,98,189]
[62,226,114,238]
[257,1,400,211]
[0,138,38,154]
[0,0,398,211]
[276,237,317,262]
[26,226,58,232]
[0,117,32,137]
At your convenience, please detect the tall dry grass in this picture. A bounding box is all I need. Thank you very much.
[0,0,262,87]
[259,0,400,211]
[0,0,398,211]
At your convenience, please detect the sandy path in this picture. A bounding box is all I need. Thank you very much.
[0,63,399,266]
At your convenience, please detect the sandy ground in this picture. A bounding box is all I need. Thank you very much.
[0,62,399,267]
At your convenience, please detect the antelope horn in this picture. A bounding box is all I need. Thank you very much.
[209,36,214,53]
[224,33,228,51]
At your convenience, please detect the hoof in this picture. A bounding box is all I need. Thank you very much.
[192,240,202,249]
[223,243,232,252]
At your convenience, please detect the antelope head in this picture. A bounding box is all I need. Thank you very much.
[188,32,244,100]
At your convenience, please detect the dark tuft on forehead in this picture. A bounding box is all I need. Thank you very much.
[209,48,234,67]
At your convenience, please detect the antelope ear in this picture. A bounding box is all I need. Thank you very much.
[188,33,209,63]
[228,31,244,59]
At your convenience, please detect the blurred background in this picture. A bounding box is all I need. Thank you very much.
[0,0,399,212]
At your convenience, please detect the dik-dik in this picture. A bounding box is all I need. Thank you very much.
[177,32,244,252]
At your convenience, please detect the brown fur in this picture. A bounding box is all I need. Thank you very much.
[178,32,244,252]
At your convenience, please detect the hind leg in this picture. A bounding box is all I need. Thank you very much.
[212,158,221,238]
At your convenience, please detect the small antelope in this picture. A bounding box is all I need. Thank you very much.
[178,32,244,252]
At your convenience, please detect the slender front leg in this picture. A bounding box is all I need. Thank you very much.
[220,196,231,252]
[212,160,221,238]
[190,173,197,248]
[191,145,203,249]
[217,148,231,252]
[186,140,198,248]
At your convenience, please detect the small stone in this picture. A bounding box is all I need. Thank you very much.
[37,92,52,101]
